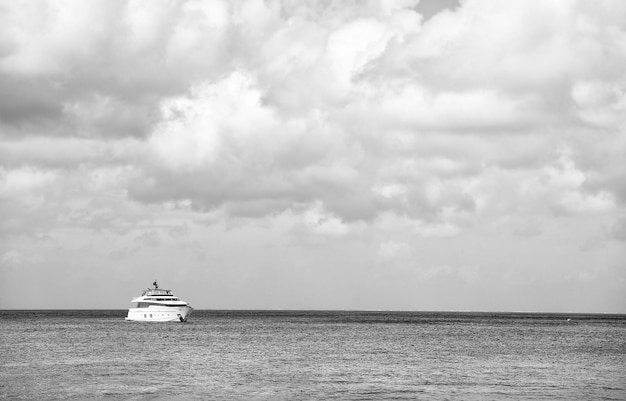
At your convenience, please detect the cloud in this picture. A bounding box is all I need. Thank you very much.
[149,71,275,171]
[1,0,623,225]
[571,81,626,127]
[0,0,622,231]
[1,0,625,310]
[302,202,350,237]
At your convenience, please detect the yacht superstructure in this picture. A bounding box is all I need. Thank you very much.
[126,281,193,322]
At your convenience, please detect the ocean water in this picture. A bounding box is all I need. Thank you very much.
[1,310,625,400]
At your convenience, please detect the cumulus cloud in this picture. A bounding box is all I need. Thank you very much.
[1,0,623,226]
[1,0,625,310]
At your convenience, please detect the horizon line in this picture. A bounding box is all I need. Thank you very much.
[2,308,625,315]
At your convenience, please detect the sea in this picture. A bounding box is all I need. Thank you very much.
[1,310,625,400]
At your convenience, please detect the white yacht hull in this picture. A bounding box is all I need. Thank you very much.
[125,305,193,322]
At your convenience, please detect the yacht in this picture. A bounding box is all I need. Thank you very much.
[126,280,193,322]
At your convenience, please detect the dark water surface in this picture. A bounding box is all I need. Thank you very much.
[1,310,625,400]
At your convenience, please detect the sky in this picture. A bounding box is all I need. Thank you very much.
[0,0,625,312]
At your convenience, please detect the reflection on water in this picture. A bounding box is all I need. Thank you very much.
[1,310,625,400]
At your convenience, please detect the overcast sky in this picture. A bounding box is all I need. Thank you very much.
[1,0,625,312]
